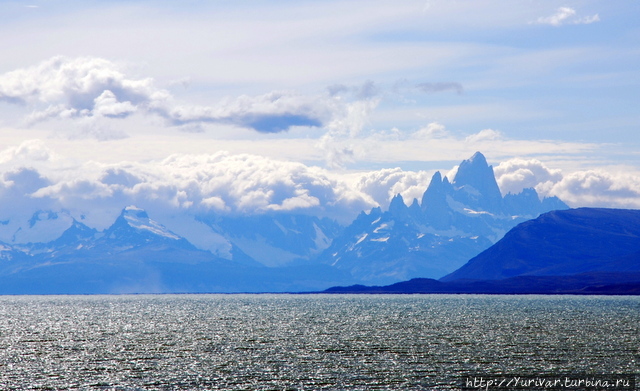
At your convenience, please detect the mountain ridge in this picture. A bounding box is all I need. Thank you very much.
[324,207,640,294]
[317,152,569,285]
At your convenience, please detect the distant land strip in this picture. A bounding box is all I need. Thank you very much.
[322,272,640,295]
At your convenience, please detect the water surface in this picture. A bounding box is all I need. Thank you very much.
[0,294,637,389]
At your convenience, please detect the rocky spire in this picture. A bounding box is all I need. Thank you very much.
[452,152,503,212]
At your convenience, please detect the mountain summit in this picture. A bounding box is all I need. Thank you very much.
[105,206,184,244]
[452,151,503,212]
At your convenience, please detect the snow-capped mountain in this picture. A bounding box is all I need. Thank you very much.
[100,206,195,250]
[196,213,342,267]
[0,205,354,293]
[0,206,251,294]
[317,152,569,285]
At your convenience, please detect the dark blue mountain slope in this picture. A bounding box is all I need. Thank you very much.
[441,208,640,282]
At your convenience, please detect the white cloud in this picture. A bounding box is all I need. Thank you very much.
[547,170,640,209]
[93,90,138,118]
[0,56,336,137]
[352,168,432,208]
[535,7,600,26]
[494,157,563,195]
[317,98,380,168]
[464,128,503,143]
[494,156,640,209]
[412,122,448,139]
[0,56,157,117]
[1,148,374,229]
[0,139,55,165]
[166,90,330,133]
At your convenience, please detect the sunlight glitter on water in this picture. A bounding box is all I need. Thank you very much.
[0,294,637,390]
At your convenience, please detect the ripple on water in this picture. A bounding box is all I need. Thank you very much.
[0,294,637,390]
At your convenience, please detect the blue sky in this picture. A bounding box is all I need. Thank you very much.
[0,0,638,232]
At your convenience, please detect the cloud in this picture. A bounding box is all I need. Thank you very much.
[353,168,432,208]
[3,168,52,196]
[93,90,138,118]
[545,170,640,208]
[415,82,463,95]
[464,128,503,143]
[3,148,374,229]
[166,91,329,133]
[411,122,448,139]
[0,56,157,118]
[0,139,55,165]
[0,56,331,136]
[494,157,640,209]
[318,99,380,168]
[326,80,380,100]
[494,157,563,195]
[534,7,600,26]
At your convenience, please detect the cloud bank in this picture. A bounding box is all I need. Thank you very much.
[495,158,640,209]
[1,140,639,244]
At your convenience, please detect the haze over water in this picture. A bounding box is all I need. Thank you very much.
[0,294,637,390]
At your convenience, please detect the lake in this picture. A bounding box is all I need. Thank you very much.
[0,294,637,390]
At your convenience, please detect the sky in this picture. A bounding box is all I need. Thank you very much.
[0,0,639,235]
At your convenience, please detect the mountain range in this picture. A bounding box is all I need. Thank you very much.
[0,152,579,293]
[316,152,567,285]
[326,208,640,294]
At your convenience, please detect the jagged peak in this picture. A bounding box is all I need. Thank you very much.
[389,193,407,210]
[505,187,540,199]
[454,152,491,182]
[469,151,487,164]
[451,152,502,209]
[421,170,452,209]
[388,193,412,221]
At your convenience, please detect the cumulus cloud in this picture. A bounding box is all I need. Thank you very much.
[0,139,437,237]
[0,139,55,165]
[546,170,640,209]
[494,157,563,195]
[352,168,432,208]
[534,7,600,26]
[0,56,331,136]
[0,144,376,231]
[0,56,158,119]
[494,157,640,209]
